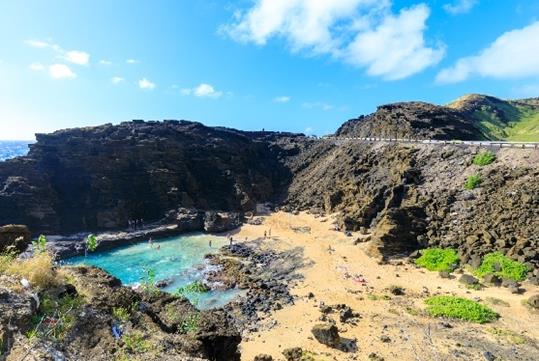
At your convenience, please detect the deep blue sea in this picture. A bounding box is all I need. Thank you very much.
[65,234,243,309]
[0,140,32,161]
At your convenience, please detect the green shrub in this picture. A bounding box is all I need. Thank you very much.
[123,332,151,353]
[464,174,481,190]
[473,151,496,166]
[32,234,47,254]
[425,296,498,323]
[176,281,207,296]
[415,248,459,272]
[475,252,529,281]
[180,313,200,334]
[112,307,130,322]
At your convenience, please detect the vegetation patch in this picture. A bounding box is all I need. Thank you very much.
[475,252,529,281]
[122,331,152,353]
[180,313,200,334]
[425,296,498,324]
[112,307,130,322]
[415,248,459,272]
[464,174,481,190]
[29,293,85,340]
[473,151,496,166]
[487,327,527,345]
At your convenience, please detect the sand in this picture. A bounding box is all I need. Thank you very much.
[231,211,539,361]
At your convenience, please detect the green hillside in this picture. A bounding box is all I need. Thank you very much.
[447,94,539,142]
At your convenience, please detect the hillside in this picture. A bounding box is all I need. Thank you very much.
[337,94,539,141]
[448,94,539,141]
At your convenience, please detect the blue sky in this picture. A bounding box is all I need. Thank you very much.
[1,0,538,140]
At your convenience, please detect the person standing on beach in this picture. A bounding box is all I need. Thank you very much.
[209,239,212,248]
[264,230,267,239]
[268,228,272,237]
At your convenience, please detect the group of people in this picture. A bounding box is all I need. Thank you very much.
[128,219,145,230]
[263,228,272,239]
[208,235,235,248]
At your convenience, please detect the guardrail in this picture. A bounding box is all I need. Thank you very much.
[323,137,539,149]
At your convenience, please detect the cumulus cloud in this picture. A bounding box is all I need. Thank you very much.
[62,50,90,65]
[138,78,156,90]
[29,62,45,71]
[126,59,139,64]
[181,83,223,98]
[443,0,478,15]
[437,21,539,83]
[48,64,76,79]
[274,96,291,103]
[111,76,125,84]
[346,4,444,80]
[223,0,442,80]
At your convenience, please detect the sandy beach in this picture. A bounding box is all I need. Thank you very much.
[231,212,539,361]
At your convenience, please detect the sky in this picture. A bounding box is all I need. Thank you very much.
[1,0,539,140]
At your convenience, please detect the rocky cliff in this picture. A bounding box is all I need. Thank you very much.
[337,94,539,142]
[0,95,537,270]
[0,120,301,234]
[282,141,539,269]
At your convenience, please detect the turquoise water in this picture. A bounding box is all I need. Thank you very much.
[64,234,242,309]
[0,140,32,161]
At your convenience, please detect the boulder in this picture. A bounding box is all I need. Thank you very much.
[483,274,502,286]
[311,323,340,348]
[282,347,303,361]
[0,225,31,254]
[254,355,273,361]
[459,274,479,286]
[527,294,539,309]
[204,211,242,233]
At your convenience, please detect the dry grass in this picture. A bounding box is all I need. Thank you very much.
[4,252,59,289]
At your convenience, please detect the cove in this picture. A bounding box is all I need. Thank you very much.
[64,233,243,310]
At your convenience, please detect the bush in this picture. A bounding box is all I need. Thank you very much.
[415,248,459,272]
[425,296,498,323]
[464,174,481,190]
[473,151,496,166]
[5,252,58,289]
[112,307,130,322]
[475,252,529,281]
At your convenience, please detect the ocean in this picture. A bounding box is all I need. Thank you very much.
[0,140,32,161]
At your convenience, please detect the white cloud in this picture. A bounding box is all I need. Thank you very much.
[111,76,125,84]
[437,21,539,83]
[29,62,45,72]
[48,64,76,79]
[138,78,156,90]
[181,83,223,98]
[99,59,112,65]
[346,4,444,80]
[302,101,334,111]
[25,39,62,52]
[274,96,291,103]
[126,59,139,64]
[223,0,442,80]
[443,0,478,15]
[62,50,90,65]
[304,126,314,134]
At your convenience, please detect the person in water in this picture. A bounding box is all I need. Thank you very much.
[148,237,153,248]
[209,239,212,248]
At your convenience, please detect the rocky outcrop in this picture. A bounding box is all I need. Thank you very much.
[336,102,482,140]
[283,141,539,269]
[0,225,31,254]
[0,121,299,234]
[0,266,241,361]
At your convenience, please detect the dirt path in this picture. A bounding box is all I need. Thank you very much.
[232,212,539,361]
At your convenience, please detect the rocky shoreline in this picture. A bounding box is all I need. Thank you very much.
[42,208,243,258]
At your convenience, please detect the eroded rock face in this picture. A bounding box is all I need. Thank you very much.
[0,225,31,254]
[0,121,298,234]
[0,267,241,361]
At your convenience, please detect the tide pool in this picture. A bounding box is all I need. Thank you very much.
[64,233,242,309]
